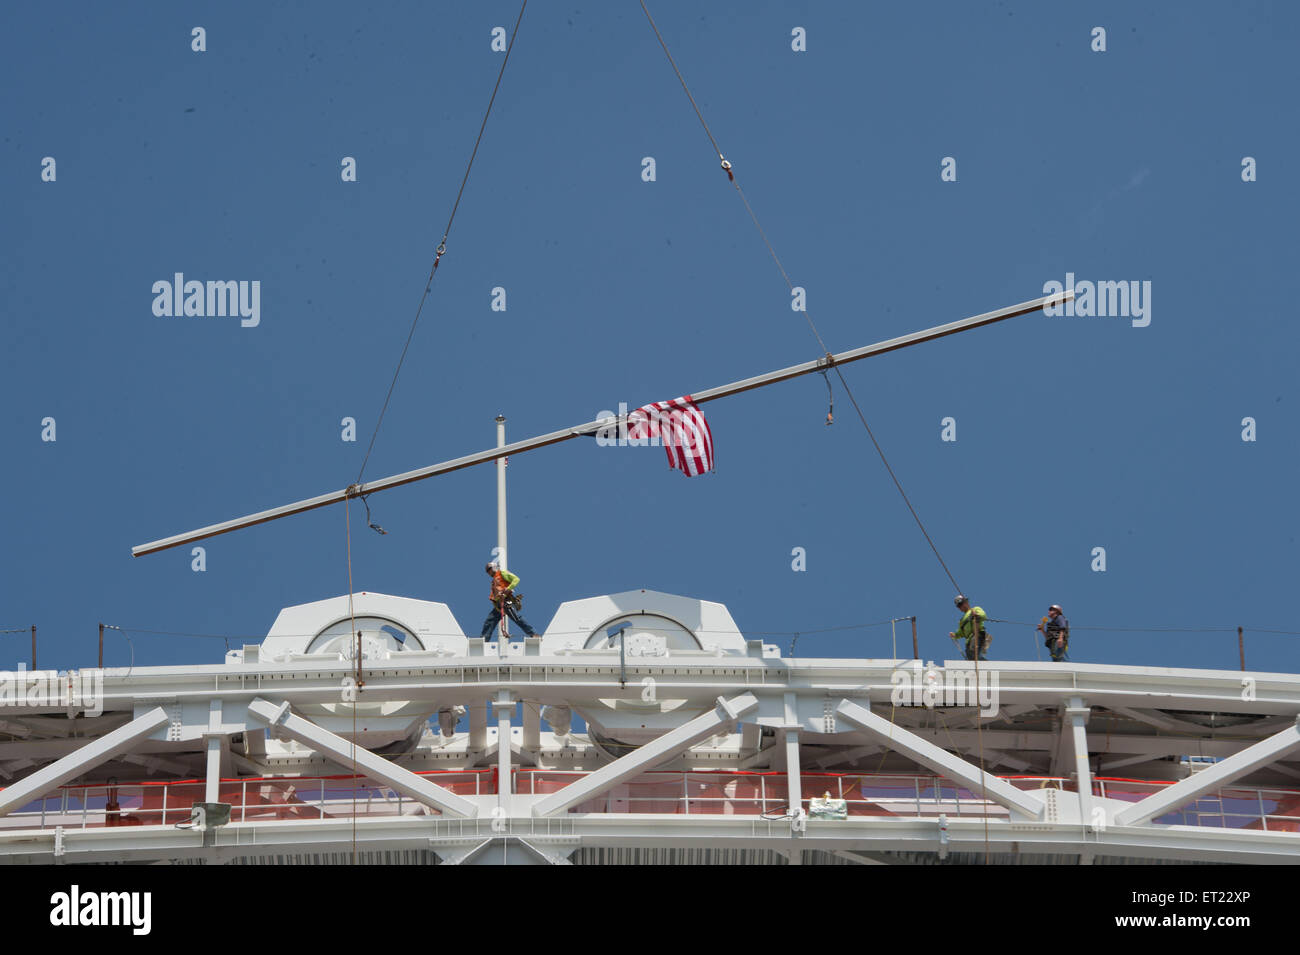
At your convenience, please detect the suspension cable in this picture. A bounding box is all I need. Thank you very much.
[355,0,530,485]
[637,0,962,596]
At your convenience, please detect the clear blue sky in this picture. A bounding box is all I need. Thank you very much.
[2,1,1296,674]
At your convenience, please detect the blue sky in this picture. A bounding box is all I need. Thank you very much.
[2,1,1296,674]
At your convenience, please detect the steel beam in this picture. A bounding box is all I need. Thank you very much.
[494,691,513,811]
[246,698,478,818]
[1114,717,1300,827]
[532,693,758,817]
[133,291,1072,555]
[1064,698,1094,826]
[783,692,802,817]
[0,707,170,817]
[835,699,1044,820]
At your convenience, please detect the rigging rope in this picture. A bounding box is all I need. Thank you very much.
[637,0,962,597]
[354,0,530,486]
[637,0,988,857]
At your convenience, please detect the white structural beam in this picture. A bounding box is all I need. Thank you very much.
[494,691,513,811]
[246,698,478,818]
[532,694,758,817]
[1063,698,1094,826]
[1114,717,1300,827]
[204,698,223,804]
[835,699,1044,820]
[0,707,170,817]
[811,744,883,770]
[133,291,1072,556]
[784,693,803,863]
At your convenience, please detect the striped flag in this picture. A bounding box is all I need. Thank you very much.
[627,395,715,477]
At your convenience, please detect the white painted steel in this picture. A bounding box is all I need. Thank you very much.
[835,699,1044,820]
[133,291,1072,556]
[246,698,478,818]
[531,693,759,816]
[0,708,170,817]
[1114,718,1300,827]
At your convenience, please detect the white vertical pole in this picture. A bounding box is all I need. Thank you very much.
[784,691,803,865]
[1066,697,1095,830]
[495,690,513,814]
[204,698,222,804]
[204,737,221,804]
[496,415,509,660]
[496,415,507,573]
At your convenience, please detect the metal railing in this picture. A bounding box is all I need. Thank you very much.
[1093,777,1300,832]
[516,770,1071,819]
[0,769,494,831]
[1,769,1296,833]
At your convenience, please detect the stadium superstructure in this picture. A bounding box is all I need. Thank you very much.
[0,588,1296,865]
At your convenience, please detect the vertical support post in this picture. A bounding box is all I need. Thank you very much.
[30,626,36,670]
[783,693,802,816]
[98,623,104,668]
[784,692,804,865]
[205,738,221,805]
[1238,626,1246,671]
[496,415,507,573]
[911,616,918,659]
[1065,697,1094,829]
[494,690,513,812]
[204,699,223,804]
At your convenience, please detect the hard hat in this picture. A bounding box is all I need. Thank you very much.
[1049,604,1063,614]
[954,594,968,607]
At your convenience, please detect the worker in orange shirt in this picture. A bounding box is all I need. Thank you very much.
[479,562,538,638]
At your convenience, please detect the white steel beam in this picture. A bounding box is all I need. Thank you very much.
[784,693,802,818]
[246,698,478,818]
[1064,698,1094,826]
[133,291,1071,556]
[835,699,1044,820]
[204,699,223,804]
[532,694,758,817]
[810,744,883,769]
[0,707,170,817]
[494,691,513,811]
[204,738,221,804]
[1114,717,1300,827]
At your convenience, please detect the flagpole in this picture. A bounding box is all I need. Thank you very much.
[132,290,1073,556]
[496,414,508,574]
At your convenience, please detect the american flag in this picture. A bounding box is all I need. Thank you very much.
[627,395,715,477]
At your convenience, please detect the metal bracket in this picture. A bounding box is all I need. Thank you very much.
[790,807,807,834]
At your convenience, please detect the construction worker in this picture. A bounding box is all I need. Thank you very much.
[949,595,990,661]
[1037,604,1070,662]
[479,562,538,639]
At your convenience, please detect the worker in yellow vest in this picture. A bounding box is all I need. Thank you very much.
[949,595,991,661]
[480,562,538,638]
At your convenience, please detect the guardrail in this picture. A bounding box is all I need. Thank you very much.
[517,769,1065,819]
[1,769,1296,833]
[0,769,495,831]
[1093,777,1300,831]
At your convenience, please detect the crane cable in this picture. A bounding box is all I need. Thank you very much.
[637,0,962,598]
[354,0,530,487]
[638,0,990,860]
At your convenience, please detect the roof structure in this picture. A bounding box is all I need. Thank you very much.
[0,589,1295,865]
